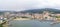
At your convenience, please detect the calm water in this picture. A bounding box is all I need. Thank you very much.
[9,20,60,27]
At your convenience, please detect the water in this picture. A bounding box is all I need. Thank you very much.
[9,20,60,27]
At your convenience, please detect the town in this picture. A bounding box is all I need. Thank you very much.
[0,9,60,27]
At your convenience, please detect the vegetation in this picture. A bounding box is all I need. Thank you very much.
[20,8,60,14]
[21,16,29,18]
[0,24,3,27]
[0,12,4,15]
[55,16,60,18]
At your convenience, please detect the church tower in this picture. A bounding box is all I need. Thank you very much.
[42,9,51,20]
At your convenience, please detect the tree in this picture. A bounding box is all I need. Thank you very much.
[55,16,60,18]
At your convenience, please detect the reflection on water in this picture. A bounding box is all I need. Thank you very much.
[9,20,60,27]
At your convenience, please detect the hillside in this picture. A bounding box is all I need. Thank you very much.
[20,8,60,14]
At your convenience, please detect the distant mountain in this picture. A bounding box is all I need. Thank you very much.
[0,8,60,15]
[20,8,60,14]
[0,11,18,15]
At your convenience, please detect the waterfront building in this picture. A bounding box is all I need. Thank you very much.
[0,17,4,23]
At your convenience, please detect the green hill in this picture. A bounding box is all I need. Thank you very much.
[20,8,60,14]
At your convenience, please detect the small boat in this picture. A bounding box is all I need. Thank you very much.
[50,22,60,25]
[50,22,56,24]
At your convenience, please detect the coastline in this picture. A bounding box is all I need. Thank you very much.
[14,18,31,20]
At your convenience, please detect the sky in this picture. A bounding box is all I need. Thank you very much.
[0,0,60,11]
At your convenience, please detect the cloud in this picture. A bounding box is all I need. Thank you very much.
[0,0,60,11]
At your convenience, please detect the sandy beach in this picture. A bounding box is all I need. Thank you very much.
[14,18,31,20]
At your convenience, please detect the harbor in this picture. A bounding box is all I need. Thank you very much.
[0,9,60,27]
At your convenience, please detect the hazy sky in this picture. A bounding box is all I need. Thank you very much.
[0,0,60,11]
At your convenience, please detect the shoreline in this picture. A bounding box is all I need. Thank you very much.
[14,18,31,20]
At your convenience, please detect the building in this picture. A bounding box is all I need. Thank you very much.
[0,16,4,23]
